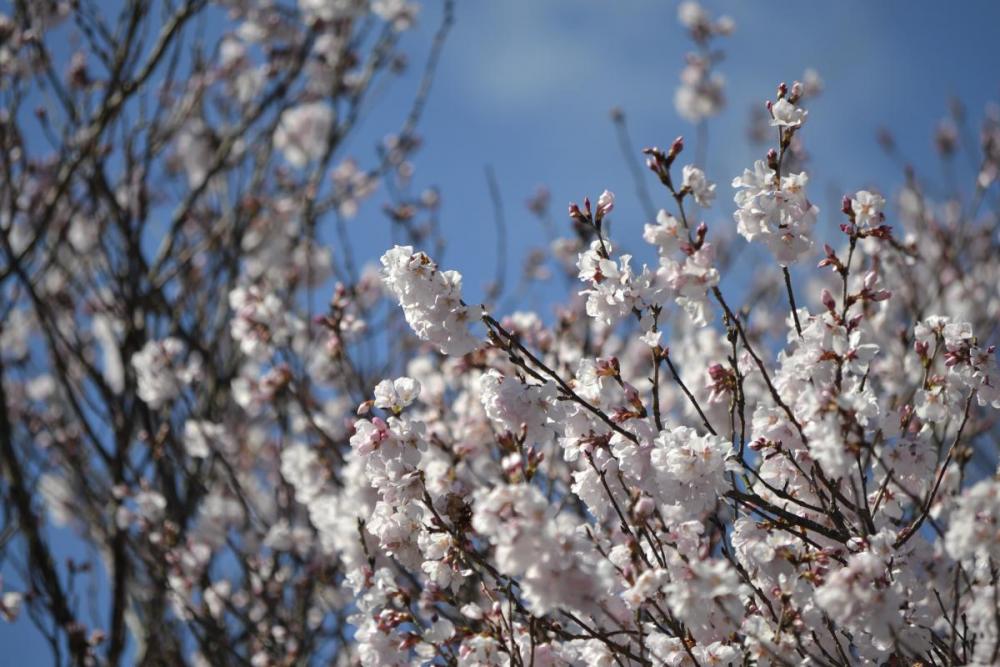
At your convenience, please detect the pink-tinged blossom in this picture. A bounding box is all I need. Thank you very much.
[851,189,886,228]
[815,532,904,648]
[350,415,425,503]
[0,576,22,623]
[229,284,299,360]
[622,568,669,609]
[945,477,1000,562]
[651,425,735,514]
[663,557,745,643]
[372,376,420,413]
[677,2,733,36]
[577,239,664,326]
[298,0,365,24]
[182,420,234,459]
[677,1,710,31]
[643,209,684,254]
[273,101,335,168]
[643,209,719,326]
[330,158,378,219]
[471,484,599,614]
[131,338,200,409]
[663,243,720,327]
[480,370,563,444]
[380,245,479,355]
[769,97,807,128]
[280,443,327,505]
[732,160,819,265]
[675,54,725,123]
[175,120,215,187]
[457,635,504,667]
[371,0,419,32]
[682,164,716,207]
[595,189,615,220]
[674,5,731,123]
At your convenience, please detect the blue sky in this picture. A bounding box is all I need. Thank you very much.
[382,0,1000,307]
[4,1,1000,662]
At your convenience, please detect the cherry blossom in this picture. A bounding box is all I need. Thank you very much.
[380,245,479,355]
[273,101,335,168]
[5,3,1000,665]
[372,376,421,413]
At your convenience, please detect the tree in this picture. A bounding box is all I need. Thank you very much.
[3,2,1000,666]
[0,0,449,663]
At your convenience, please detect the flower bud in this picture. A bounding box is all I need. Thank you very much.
[668,136,684,160]
[633,496,655,519]
[841,195,853,216]
[596,189,615,222]
[870,289,891,302]
[821,288,836,312]
[766,148,778,170]
[790,81,803,101]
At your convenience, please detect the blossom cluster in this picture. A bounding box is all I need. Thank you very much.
[353,82,1000,667]
[674,3,733,123]
[380,245,479,355]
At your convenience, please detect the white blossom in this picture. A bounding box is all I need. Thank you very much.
[732,160,819,264]
[852,189,886,228]
[131,338,199,409]
[769,98,807,128]
[380,245,478,355]
[682,164,716,207]
[273,101,335,168]
[372,376,421,413]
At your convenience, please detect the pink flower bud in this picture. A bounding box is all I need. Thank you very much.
[766,148,778,169]
[596,189,615,221]
[821,289,836,312]
[841,195,853,215]
[669,136,684,157]
[870,289,891,302]
[707,363,727,380]
[634,496,655,519]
